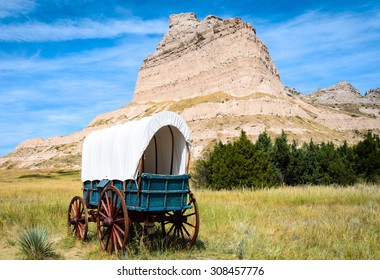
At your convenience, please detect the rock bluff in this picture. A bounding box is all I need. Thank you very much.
[133,13,284,103]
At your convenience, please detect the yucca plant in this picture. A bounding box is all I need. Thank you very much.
[18,226,56,260]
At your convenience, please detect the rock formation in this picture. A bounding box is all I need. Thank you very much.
[303,81,380,105]
[365,88,380,99]
[302,81,380,118]
[133,13,284,103]
[1,13,380,170]
[305,81,362,104]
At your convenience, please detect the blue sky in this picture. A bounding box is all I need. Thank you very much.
[0,0,379,156]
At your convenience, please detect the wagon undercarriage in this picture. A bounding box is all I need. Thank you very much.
[68,185,199,254]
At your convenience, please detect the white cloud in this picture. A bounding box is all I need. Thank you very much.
[255,9,380,93]
[0,17,167,42]
[0,0,35,18]
[0,34,159,75]
[0,36,161,155]
[260,10,379,57]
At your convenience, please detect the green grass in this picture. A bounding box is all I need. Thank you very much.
[0,169,379,259]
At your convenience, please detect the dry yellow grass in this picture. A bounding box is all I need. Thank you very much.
[0,169,379,259]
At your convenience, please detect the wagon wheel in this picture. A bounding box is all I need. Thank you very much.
[161,192,199,248]
[67,196,88,240]
[97,186,129,255]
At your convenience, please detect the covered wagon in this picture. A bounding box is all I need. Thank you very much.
[67,111,199,254]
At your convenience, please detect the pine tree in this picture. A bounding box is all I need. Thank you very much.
[271,130,290,184]
[354,132,380,183]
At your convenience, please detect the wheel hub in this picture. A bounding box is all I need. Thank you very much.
[70,217,78,225]
[103,217,113,227]
[172,212,187,224]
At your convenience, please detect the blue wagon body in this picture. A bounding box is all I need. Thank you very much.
[126,173,190,212]
[83,173,190,212]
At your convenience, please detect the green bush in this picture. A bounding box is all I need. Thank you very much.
[353,132,380,183]
[18,226,56,260]
[193,130,379,189]
[193,131,279,189]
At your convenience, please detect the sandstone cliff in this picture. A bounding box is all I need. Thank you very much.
[1,13,379,170]
[133,13,284,103]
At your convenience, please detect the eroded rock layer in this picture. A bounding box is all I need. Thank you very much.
[133,13,284,103]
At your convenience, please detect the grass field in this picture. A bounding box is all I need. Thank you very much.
[0,169,379,260]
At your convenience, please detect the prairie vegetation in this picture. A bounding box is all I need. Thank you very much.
[193,131,380,189]
[0,169,379,259]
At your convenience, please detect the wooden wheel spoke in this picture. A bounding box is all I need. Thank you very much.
[105,192,111,215]
[165,212,174,218]
[98,211,108,219]
[101,200,110,216]
[101,227,111,241]
[113,223,125,236]
[184,212,196,218]
[113,228,123,248]
[179,227,185,239]
[79,207,84,217]
[73,200,78,213]
[184,221,196,228]
[112,231,118,254]
[105,230,111,250]
[167,223,175,235]
[79,227,85,238]
[77,201,82,211]
[112,206,122,220]
[109,191,114,215]
[70,210,77,219]
[113,215,125,222]
[113,218,126,225]
[112,194,119,214]
[181,224,191,237]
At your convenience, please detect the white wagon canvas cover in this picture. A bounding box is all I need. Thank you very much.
[81,111,191,182]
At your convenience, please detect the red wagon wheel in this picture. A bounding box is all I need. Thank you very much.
[161,192,199,248]
[67,196,88,240]
[97,186,129,255]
